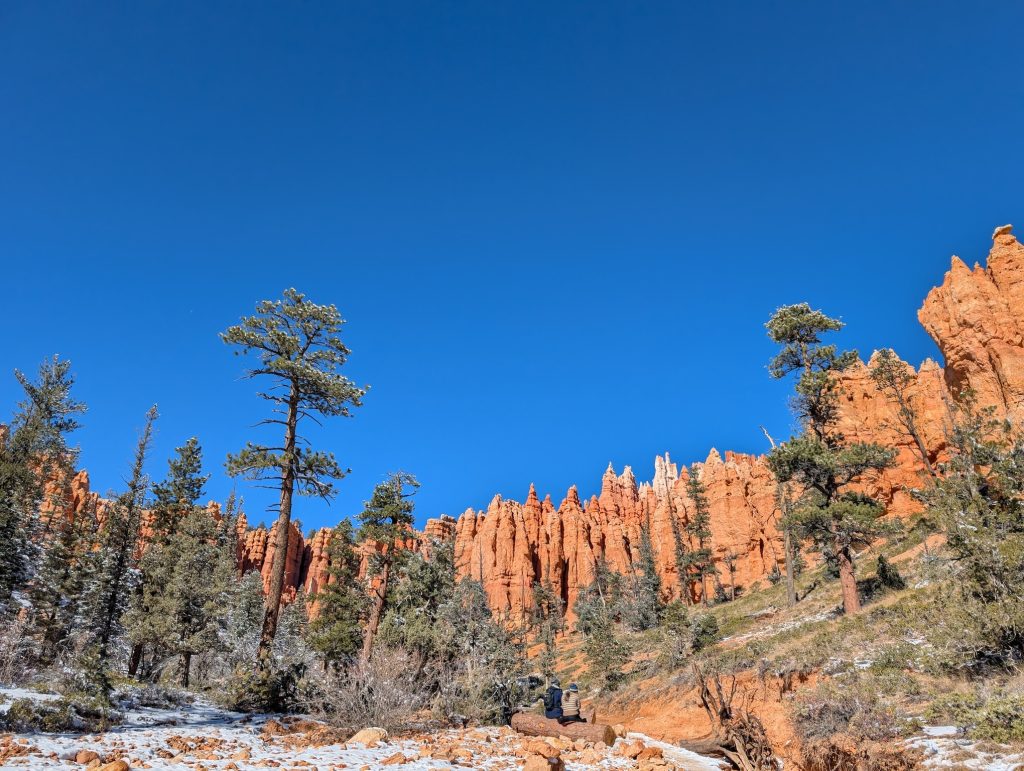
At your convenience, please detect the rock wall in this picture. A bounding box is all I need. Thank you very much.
[30,225,1024,623]
[446,225,1024,621]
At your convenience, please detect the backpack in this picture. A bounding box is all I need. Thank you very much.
[543,687,560,711]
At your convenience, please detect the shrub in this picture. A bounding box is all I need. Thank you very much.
[691,613,720,652]
[876,555,906,591]
[0,615,32,686]
[972,694,1024,743]
[305,647,430,733]
[793,674,914,744]
[924,692,982,727]
[222,662,306,714]
[926,690,1024,743]
[0,695,118,733]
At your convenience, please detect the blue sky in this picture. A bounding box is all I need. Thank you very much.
[2,2,1022,531]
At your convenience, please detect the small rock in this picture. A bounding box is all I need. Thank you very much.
[523,755,565,771]
[77,750,101,764]
[348,727,388,745]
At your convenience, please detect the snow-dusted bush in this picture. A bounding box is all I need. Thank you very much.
[306,647,430,733]
[0,614,33,686]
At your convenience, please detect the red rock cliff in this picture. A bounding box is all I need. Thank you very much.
[447,226,1024,621]
[34,226,1024,623]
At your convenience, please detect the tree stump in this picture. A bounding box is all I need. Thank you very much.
[510,712,617,746]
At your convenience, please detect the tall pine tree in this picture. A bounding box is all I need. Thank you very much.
[127,438,211,678]
[765,304,896,615]
[80,406,157,697]
[223,289,366,662]
[307,519,367,670]
[357,471,418,662]
[0,356,86,605]
[684,466,716,607]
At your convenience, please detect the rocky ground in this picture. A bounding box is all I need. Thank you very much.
[0,689,725,770]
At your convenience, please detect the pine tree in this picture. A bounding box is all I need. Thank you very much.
[150,437,209,542]
[684,467,716,607]
[223,289,366,661]
[307,519,367,670]
[30,494,95,664]
[581,605,629,692]
[165,509,234,686]
[669,502,692,605]
[629,514,662,630]
[530,581,564,679]
[722,551,739,601]
[434,579,527,724]
[869,347,937,480]
[357,471,418,662]
[0,356,86,603]
[765,304,896,615]
[80,406,157,697]
[922,393,1024,666]
[127,438,212,679]
[377,536,456,675]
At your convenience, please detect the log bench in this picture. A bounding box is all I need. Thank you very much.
[510,712,617,746]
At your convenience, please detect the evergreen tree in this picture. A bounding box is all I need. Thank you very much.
[30,494,96,664]
[722,551,739,601]
[627,514,661,630]
[307,520,367,670]
[581,606,629,692]
[684,467,716,607]
[869,347,937,480]
[433,579,527,724]
[357,471,418,662]
[127,438,212,679]
[150,437,209,542]
[0,356,86,603]
[224,571,266,667]
[377,536,456,672]
[223,289,366,661]
[530,581,564,679]
[80,406,157,697]
[765,304,896,615]
[142,508,234,686]
[573,556,619,635]
[923,394,1024,666]
[669,504,692,605]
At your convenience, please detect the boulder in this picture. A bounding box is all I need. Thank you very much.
[348,727,389,745]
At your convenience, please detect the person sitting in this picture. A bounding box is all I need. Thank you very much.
[557,683,585,724]
[542,677,563,720]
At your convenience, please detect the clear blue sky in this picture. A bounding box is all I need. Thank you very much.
[3,2,1022,531]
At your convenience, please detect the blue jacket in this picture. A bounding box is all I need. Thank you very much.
[543,686,563,719]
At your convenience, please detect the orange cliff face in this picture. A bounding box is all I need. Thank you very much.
[23,226,1024,625]
[446,225,1024,622]
[918,225,1024,422]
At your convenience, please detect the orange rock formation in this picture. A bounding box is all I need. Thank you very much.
[447,226,1024,621]
[29,226,1024,623]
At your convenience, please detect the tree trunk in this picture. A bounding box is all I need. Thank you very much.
[836,541,860,614]
[783,528,797,607]
[258,384,299,662]
[180,652,191,688]
[128,643,143,678]
[360,550,391,663]
[510,712,617,746]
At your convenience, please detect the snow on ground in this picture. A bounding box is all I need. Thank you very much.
[907,725,1024,770]
[0,689,60,714]
[0,689,726,770]
[626,733,726,771]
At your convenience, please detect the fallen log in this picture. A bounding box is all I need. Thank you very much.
[676,738,733,760]
[511,712,617,746]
